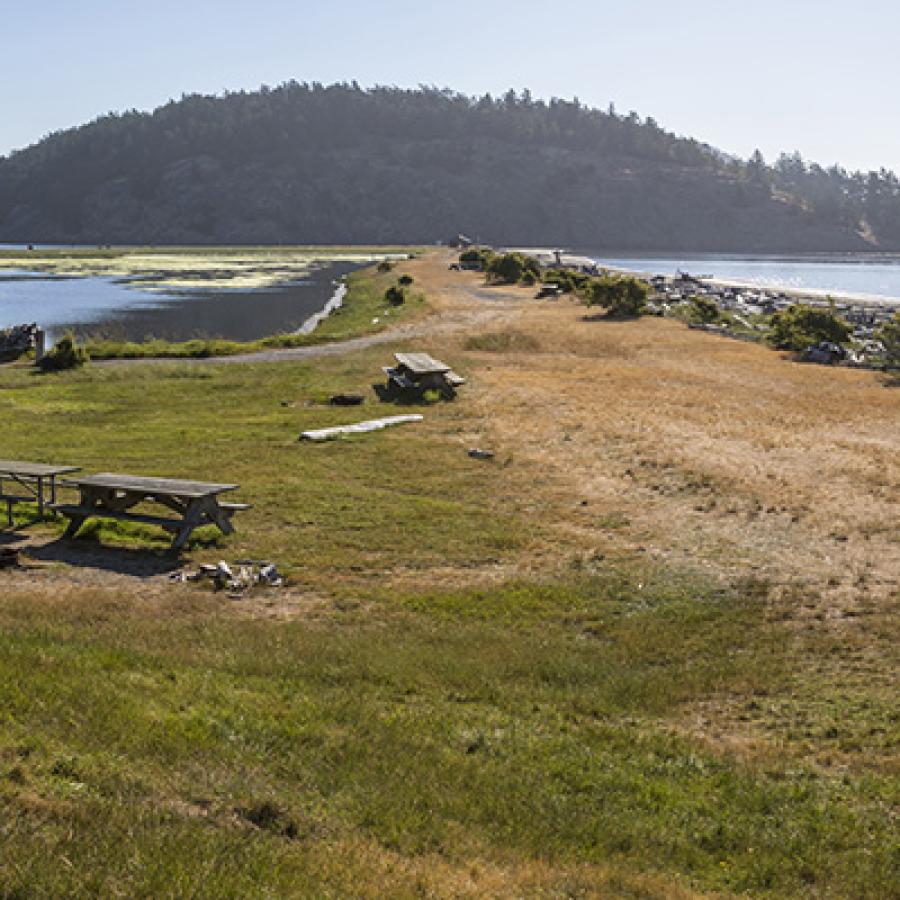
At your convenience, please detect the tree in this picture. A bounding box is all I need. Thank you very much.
[586,275,649,318]
[485,252,539,285]
[688,295,720,324]
[769,303,851,351]
[877,312,900,368]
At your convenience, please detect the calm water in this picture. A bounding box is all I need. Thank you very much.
[0,260,364,341]
[590,253,900,305]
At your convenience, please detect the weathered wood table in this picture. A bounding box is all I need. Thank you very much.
[0,460,81,525]
[53,473,249,551]
[383,352,466,399]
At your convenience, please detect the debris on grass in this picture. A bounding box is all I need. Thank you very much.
[328,394,365,406]
[467,448,496,460]
[300,415,424,442]
[171,560,284,597]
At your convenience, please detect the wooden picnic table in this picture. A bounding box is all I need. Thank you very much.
[0,460,81,525]
[52,473,250,551]
[383,352,466,398]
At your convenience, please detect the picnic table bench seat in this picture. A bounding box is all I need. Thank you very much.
[53,473,250,551]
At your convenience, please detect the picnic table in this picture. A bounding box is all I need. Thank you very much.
[52,473,250,551]
[0,460,81,525]
[383,352,465,399]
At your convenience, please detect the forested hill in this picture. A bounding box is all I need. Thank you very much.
[2,82,900,251]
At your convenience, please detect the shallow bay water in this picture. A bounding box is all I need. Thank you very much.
[0,259,365,341]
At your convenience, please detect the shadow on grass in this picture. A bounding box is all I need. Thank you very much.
[580,312,640,323]
[371,383,457,405]
[26,536,183,577]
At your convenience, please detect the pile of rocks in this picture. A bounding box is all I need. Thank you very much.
[171,560,284,597]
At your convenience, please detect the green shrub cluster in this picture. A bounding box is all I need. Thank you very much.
[687,295,721,324]
[877,312,900,368]
[585,275,650,318]
[484,252,541,285]
[769,303,851,350]
[37,334,89,371]
[542,267,592,294]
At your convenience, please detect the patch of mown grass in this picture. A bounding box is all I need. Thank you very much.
[0,347,523,576]
[463,330,541,353]
[82,263,427,360]
[0,574,895,897]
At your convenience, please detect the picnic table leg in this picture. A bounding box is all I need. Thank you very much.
[62,486,98,538]
[170,499,206,551]
[170,497,234,551]
[37,476,44,520]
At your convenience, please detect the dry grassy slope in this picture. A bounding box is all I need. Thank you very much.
[407,252,899,618]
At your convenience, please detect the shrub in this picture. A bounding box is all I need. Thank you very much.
[877,313,900,369]
[586,275,649,318]
[769,303,851,351]
[385,285,407,306]
[485,252,540,285]
[459,247,495,270]
[688,296,720,324]
[397,274,414,286]
[37,334,88,371]
[376,260,396,273]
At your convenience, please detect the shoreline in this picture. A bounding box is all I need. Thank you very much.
[296,280,348,334]
[509,248,900,310]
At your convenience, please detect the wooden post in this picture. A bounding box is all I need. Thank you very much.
[34,329,46,364]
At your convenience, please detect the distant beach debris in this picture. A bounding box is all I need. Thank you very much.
[0,323,41,363]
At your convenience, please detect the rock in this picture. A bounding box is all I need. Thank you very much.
[329,394,364,406]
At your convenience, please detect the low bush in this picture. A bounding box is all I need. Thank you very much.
[586,275,649,318]
[36,334,88,371]
[769,303,851,350]
[385,284,407,306]
[687,295,720,324]
[485,252,541,285]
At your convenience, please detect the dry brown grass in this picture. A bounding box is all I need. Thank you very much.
[407,252,899,621]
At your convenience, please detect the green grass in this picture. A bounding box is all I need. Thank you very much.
[0,331,897,896]
[0,346,513,578]
[0,575,896,897]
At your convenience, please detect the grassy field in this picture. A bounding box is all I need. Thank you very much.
[0,252,897,897]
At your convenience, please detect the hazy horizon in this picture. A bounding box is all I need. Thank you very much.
[3,0,899,175]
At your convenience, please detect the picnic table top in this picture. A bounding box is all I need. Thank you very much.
[0,460,81,478]
[64,473,239,499]
[394,352,452,375]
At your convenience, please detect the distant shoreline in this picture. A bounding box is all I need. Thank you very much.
[506,247,900,309]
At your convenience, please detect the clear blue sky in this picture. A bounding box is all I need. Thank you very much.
[2,0,897,173]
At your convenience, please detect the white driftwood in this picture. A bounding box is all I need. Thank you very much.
[300,415,424,442]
